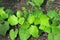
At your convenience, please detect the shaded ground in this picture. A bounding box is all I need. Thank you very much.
[0,33,47,40]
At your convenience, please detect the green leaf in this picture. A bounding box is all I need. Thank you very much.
[0,7,4,15]
[27,14,35,24]
[47,10,57,18]
[18,17,25,25]
[52,26,60,35]
[1,13,8,19]
[27,1,35,6]
[33,9,43,25]
[0,22,9,36]
[34,17,40,25]
[29,25,39,38]
[44,27,51,33]
[22,7,27,11]
[33,8,43,18]
[32,0,44,6]
[19,28,30,40]
[39,25,51,33]
[6,9,14,16]
[57,25,60,30]
[0,20,4,24]
[8,15,18,26]
[39,25,45,30]
[54,33,60,40]
[0,8,8,19]
[48,33,54,40]
[0,7,4,11]
[40,14,50,26]
[16,10,22,18]
[20,22,29,29]
[9,29,18,40]
[54,16,60,21]
[22,7,28,18]
[0,16,3,21]
[58,10,60,16]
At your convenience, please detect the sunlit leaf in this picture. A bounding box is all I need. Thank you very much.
[40,14,50,26]
[20,22,29,29]
[0,8,8,19]
[0,7,4,15]
[18,17,25,25]
[29,25,39,38]
[39,25,45,30]
[39,25,51,33]
[1,13,8,19]
[16,10,22,18]
[8,15,18,26]
[27,14,35,24]
[9,29,18,40]
[19,28,30,40]
[44,27,51,33]
[34,17,40,25]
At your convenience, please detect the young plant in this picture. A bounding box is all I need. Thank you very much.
[0,0,60,40]
[8,15,18,26]
[9,29,18,40]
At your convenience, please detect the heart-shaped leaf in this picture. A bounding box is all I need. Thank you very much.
[16,10,22,18]
[29,25,39,38]
[8,15,18,26]
[9,29,18,40]
[19,27,30,40]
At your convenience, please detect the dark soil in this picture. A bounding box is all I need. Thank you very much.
[0,33,48,40]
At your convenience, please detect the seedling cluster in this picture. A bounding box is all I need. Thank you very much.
[0,0,60,40]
